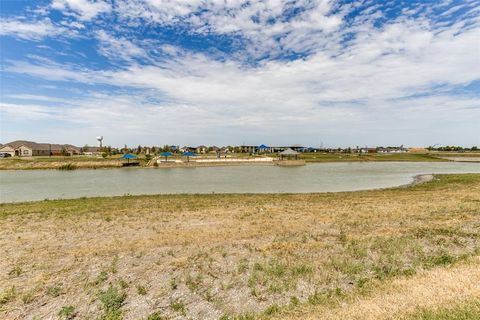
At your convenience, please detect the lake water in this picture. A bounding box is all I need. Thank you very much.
[1,162,480,203]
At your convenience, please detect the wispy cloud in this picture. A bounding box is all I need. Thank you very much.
[51,0,111,21]
[0,18,75,40]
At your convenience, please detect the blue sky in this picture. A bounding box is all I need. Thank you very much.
[1,0,479,147]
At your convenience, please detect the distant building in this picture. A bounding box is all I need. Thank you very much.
[240,144,305,153]
[0,140,80,157]
[81,146,102,155]
[196,145,207,154]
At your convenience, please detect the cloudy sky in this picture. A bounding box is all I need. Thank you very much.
[1,0,479,148]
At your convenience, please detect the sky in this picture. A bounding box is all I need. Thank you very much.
[0,0,479,148]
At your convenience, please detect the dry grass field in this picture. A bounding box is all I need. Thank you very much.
[1,174,480,320]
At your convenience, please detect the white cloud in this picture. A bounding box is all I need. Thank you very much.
[95,30,147,61]
[51,0,111,20]
[113,0,345,59]
[0,18,73,40]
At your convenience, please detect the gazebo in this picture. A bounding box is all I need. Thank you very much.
[182,151,196,162]
[257,144,270,153]
[279,148,300,160]
[120,153,139,166]
[120,153,137,162]
[160,151,173,162]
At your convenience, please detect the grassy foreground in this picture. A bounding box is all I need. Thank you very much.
[1,174,480,319]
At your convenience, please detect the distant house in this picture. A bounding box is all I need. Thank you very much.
[0,145,15,156]
[196,145,207,154]
[377,146,408,153]
[81,146,102,155]
[0,140,80,157]
[240,145,258,153]
[182,146,197,153]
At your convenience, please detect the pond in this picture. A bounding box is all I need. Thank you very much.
[1,162,480,203]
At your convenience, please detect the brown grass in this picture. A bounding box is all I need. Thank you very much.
[0,157,123,170]
[0,174,479,319]
[275,257,480,320]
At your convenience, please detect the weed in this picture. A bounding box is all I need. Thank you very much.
[8,266,22,277]
[99,286,126,312]
[93,271,109,285]
[58,305,76,319]
[107,255,118,273]
[237,258,249,273]
[46,284,62,297]
[146,311,165,320]
[232,313,255,320]
[99,309,122,320]
[263,304,280,315]
[170,300,187,316]
[136,285,147,295]
[0,286,16,305]
[186,273,203,293]
[21,291,35,304]
[290,296,300,306]
[118,279,129,289]
[170,278,178,290]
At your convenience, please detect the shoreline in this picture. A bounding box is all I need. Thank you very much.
[0,158,453,171]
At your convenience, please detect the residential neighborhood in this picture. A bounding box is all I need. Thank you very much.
[0,140,81,157]
[0,139,416,158]
[2,139,477,159]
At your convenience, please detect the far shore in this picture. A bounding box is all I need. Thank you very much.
[1,152,480,170]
